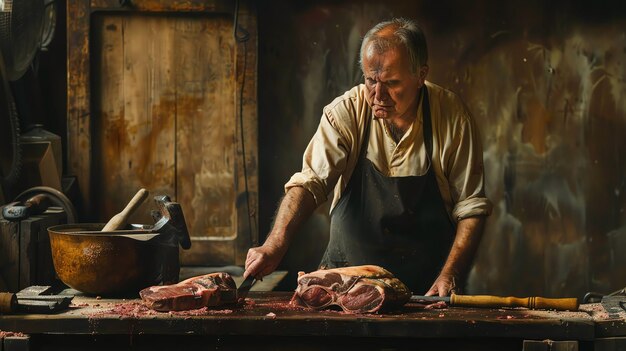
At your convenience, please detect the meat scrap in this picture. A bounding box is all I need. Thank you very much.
[140,272,237,312]
[290,265,411,314]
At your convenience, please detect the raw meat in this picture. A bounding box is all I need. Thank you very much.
[290,265,411,313]
[140,272,237,311]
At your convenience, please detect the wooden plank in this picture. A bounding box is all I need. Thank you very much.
[2,336,29,351]
[175,14,238,265]
[176,15,236,238]
[522,340,549,351]
[18,220,34,290]
[92,14,177,224]
[18,212,67,290]
[595,337,626,351]
[91,0,232,13]
[523,340,578,351]
[4,334,527,350]
[0,220,19,292]
[0,293,595,340]
[66,1,93,218]
[91,14,126,220]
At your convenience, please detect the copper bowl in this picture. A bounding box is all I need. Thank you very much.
[48,223,178,296]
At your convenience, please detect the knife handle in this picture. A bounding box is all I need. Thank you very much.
[450,293,579,311]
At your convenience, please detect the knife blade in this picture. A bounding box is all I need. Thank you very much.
[410,295,451,304]
[410,293,578,311]
[237,275,256,300]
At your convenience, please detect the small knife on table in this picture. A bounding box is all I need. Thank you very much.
[0,292,74,314]
[237,275,256,300]
[410,293,579,311]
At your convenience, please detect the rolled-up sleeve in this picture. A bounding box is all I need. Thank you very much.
[285,109,352,206]
[447,106,493,221]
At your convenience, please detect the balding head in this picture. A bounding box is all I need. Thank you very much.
[359,18,428,75]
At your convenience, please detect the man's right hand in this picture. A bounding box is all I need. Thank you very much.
[243,243,287,279]
[243,186,318,280]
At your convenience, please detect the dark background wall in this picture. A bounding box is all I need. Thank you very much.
[256,0,626,296]
[33,0,626,297]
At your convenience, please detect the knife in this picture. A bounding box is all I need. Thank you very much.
[237,275,256,300]
[2,194,52,221]
[410,293,579,311]
[0,292,74,314]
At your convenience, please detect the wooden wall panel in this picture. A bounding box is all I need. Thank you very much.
[93,14,237,248]
[68,0,257,266]
[174,17,236,239]
[92,15,178,225]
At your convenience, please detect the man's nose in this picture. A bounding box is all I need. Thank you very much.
[375,83,388,102]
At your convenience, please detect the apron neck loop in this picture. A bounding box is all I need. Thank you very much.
[421,86,433,160]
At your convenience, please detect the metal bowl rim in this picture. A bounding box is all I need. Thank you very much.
[48,223,156,236]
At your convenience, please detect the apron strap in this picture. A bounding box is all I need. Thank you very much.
[422,86,433,160]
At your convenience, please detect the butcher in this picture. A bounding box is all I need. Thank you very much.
[245,18,492,296]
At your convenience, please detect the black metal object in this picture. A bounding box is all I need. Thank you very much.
[148,195,191,250]
[40,0,57,51]
[583,287,626,304]
[583,287,626,319]
[0,0,45,81]
[0,52,21,194]
[15,285,74,314]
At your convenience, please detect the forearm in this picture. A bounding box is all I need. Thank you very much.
[244,186,317,278]
[264,186,318,253]
[440,216,486,283]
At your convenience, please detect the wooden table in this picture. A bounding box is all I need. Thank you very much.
[0,292,600,351]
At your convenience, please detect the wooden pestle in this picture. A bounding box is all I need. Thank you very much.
[101,188,149,232]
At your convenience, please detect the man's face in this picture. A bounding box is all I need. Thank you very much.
[362,43,427,121]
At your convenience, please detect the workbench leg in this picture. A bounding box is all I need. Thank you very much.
[523,340,578,351]
[3,335,30,351]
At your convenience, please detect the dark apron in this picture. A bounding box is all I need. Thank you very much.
[320,87,456,294]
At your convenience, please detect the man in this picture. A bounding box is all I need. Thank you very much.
[245,18,492,296]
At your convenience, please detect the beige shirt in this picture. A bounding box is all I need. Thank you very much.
[285,81,492,223]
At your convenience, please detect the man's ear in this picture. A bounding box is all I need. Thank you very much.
[419,65,429,82]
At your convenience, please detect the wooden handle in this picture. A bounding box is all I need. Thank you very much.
[0,292,17,314]
[101,188,149,232]
[25,194,52,215]
[450,293,579,311]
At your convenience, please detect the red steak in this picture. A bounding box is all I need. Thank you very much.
[291,265,411,313]
[140,272,237,311]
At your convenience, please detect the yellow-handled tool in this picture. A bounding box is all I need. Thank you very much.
[411,293,579,311]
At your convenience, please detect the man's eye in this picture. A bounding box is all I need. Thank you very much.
[366,78,376,85]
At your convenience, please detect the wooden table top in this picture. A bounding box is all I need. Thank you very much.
[0,292,599,340]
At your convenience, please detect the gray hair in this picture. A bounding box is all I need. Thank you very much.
[359,18,428,74]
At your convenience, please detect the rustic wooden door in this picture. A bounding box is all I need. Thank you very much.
[67,0,258,266]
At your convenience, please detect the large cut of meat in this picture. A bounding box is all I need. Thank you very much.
[291,265,411,313]
[140,272,237,311]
